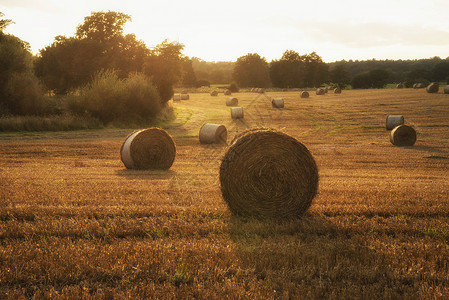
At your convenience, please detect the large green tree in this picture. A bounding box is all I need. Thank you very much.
[330,64,351,88]
[232,53,271,88]
[270,50,305,88]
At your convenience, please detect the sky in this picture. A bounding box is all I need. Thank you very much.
[1,0,449,63]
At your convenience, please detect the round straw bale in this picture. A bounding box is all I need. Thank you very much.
[316,88,325,95]
[181,94,190,100]
[300,91,309,98]
[426,82,439,93]
[231,107,244,119]
[444,85,449,94]
[386,115,404,130]
[224,89,232,95]
[333,87,342,94]
[173,94,181,101]
[390,125,417,146]
[226,97,238,106]
[120,128,176,170]
[199,123,227,144]
[210,90,218,96]
[272,98,284,108]
[257,88,265,93]
[416,83,424,88]
[219,128,319,219]
[413,83,418,89]
[396,83,404,89]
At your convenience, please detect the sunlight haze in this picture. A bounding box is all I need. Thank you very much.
[1,0,449,62]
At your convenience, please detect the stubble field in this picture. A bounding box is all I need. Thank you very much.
[1,88,449,299]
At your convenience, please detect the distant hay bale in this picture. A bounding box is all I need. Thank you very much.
[224,89,232,95]
[271,98,284,108]
[181,94,190,100]
[173,94,181,101]
[390,125,417,146]
[219,128,319,219]
[199,123,227,144]
[316,88,325,95]
[416,83,424,88]
[210,90,218,96]
[231,107,244,119]
[333,87,342,94]
[300,91,309,98]
[257,88,265,93]
[226,97,238,106]
[386,115,404,130]
[396,83,404,89]
[444,85,449,94]
[413,83,418,89]
[120,128,176,170]
[426,82,439,93]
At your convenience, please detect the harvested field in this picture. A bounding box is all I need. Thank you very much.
[1,89,449,298]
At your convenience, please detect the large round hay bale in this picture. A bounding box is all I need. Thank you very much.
[199,123,227,144]
[120,128,176,170]
[316,88,325,95]
[386,115,404,130]
[426,82,439,93]
[272,98,284,108]
[226,97,238,106]
[219,128,319,219]
[173,94,181,101]
[334,87,342,94]
[210,90,218,96]
[444,85,449,94]
[231,107,244,119]
[224,89,232,95]
[300,91,309,98]
[181,94,190,100]
[390,125,417,146]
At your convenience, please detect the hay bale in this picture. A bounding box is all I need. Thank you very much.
[316,88,325,95]
[226,97,238,106]
[173,94,181,101]
[390,125,417,146]
[272,98,284,108]
[396,83,404,89]
[181,94,190,100]
[210,90,218,96]
[231,107,244,119]
[444,85,449,94]
[224,89,232,95]
[416,83,424,88]
[219,128,319,219]
[120,128,176,170]
[333,87,342,94]
[257,88,265,93]
[199,123,227,144]
[386,115,404,130]
[300,91,309,98]
[426,82,439,93]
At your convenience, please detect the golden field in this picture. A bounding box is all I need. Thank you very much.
[1,88,449,299]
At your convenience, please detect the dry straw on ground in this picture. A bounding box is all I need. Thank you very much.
[316,88,325,95]
[272,98,284,108]
[120,128,176,170]
[199,123,228,144]
[390,125,417,146]
[426,82,439,93]
[231,107,244,119]
[219,128,319,219]
[386,115,405,130]
[226,97,238,106]
[300,91,309,98]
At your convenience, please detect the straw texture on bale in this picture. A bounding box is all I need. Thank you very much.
[120,128,176,170]
[219,128,319,219]
[444,85,449,94]
[386,115,404,130]
[333,87,342,94]
[300,91,309,98]
[272,98,284,108]
[181,94,190,100]
[390,125,417,147]
[199,123,227,144]
[210,90,218,96]
[316,88,325,95]
[226,97,238,106]
[224,89,232,95]
[173,94,181,101]
[231,107,244,119]
[426,82,439,93]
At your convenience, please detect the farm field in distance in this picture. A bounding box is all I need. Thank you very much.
[1,88,449,298]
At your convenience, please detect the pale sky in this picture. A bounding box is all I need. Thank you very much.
[1,0,449,62]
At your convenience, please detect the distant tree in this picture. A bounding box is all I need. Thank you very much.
[304,52,328,87]
[351,69,390,89]
[330,64,351,88]
[431,62,449,82]
[233,53,271,88]
[180,57,197,87]
[0,12,13,32]
[270,50,305,88]
[351,72,372,89]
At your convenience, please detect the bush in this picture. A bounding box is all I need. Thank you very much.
[75,70,161,125]
[4,72,45,115]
